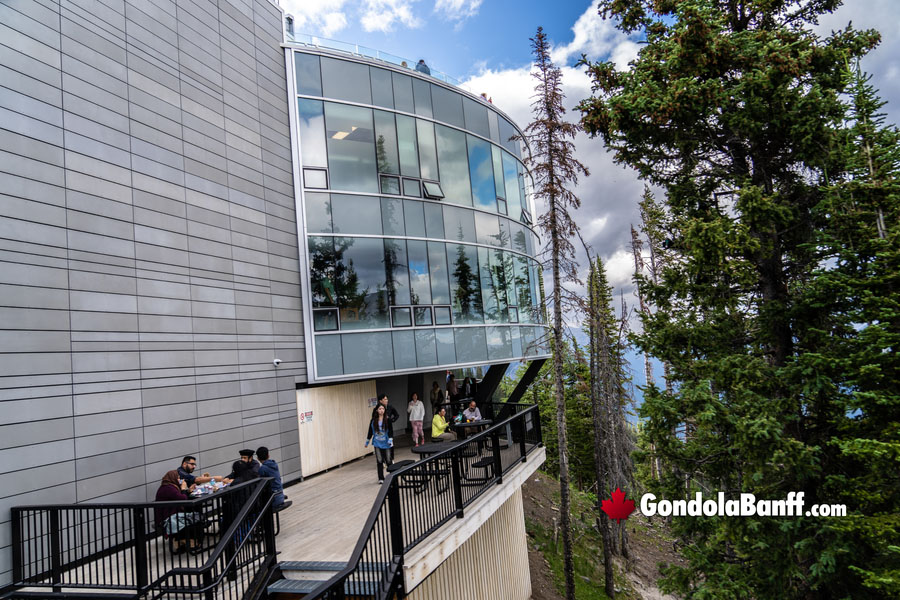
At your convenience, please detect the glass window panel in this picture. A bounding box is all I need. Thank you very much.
[443,205,476,243]
[297,99,327,168]
[431,84,464,128]
[508,306,519,323]
[448,243,483,324]
[498,218,511,248]
[391,307,412,327]
[510,325,522,358]
[342,331,393,373]
[334,236,389,329]
[434,306,451,325]
[384,238,410,306]
[530,260,542,322]
[517,162,528,219]
[487,111,500,144]
[313,309,339,331]
[454,327,487,363]
[315,334,343,377]
[404,200,425,236]
[416,119,438,180]
[332,194,382,235]
[407,240,431,305]
[501,249,518,307]
[412,78,432,118]
[305,192,332,234]
[427,242,450,304]
[491,145,505,198]
[520,326,535,357]
[403,178,421,198]
[488,247,511,322]
[396,115,419,177]
[414,306,432,326]
[478,246,500,324]
[502,150,522,221]
[435,125,472,206]
[381,175,400,194]
[486,326,512,360]
[415,328,437,367]
[497,199,507,216]
[304,168,327,188]
[422,181,444,199]
[321,57,371,104]
[463,97,490,138]
[370,67,394,108]
[295,52,322,96]
[381,197,404,236]
[424,203,445,239]
[511,222,528,253]
[514,255,533,323]
[392,72,415,112]
[392,330,416,369]
[308,236,337,307]
[435,328,456,365]
[467,135,495,210]
[499,116,518,156]
[475,211,500,246]
[374,111,400,174]
[324,103,377,193]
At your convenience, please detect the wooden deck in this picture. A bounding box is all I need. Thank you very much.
[276,446,419,562]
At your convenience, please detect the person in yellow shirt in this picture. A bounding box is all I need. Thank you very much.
[431,407,457,442]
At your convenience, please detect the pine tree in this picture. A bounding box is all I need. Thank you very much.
[579,1,894,597]
[521,27,589,600]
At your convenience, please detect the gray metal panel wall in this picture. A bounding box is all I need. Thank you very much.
[0,0,305,585]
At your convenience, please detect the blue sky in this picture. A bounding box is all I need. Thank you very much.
[281,0,900,401]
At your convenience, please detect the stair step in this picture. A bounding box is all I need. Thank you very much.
[281,560,348,572]
[268,577,381,596]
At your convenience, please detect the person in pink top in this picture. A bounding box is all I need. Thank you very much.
[407,392,426,447]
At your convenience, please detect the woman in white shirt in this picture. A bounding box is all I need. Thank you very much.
[407,392,426,447]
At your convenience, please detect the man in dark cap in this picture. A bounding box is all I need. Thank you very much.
[227,449,260,480]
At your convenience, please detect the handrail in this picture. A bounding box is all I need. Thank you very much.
[10,478,278,599]
[303,404,542,599]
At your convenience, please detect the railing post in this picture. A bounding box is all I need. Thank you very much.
[49,510,61,593]
[491,429,503,484]
[519,411,529,461]
[264,502,277,559]
[387,482,404,557]
[11,509,22,584]
[533,405,543,446]
[450,453,464,518]
[133,507,149,593]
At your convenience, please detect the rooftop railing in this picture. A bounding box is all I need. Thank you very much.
[286,31,474,94]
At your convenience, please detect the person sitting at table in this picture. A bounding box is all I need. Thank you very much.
[229,460,259,485]
[431,407,457,442]
[462,400,482,422]
[178,456,226,487]
[256,446,285,508]
[365,404,394,483]
[154,470,202,554]
[240,449,261,473]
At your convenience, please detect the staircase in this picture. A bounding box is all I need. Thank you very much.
[267,561,392,598]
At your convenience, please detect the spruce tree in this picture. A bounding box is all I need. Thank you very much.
[579,1,895,597]
[521,27,589,600]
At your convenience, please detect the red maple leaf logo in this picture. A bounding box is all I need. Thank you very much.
[601,488,636,523]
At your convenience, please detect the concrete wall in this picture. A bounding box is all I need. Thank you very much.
[0,0,304,586]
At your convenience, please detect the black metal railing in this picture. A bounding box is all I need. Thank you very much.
[10,478,277,599]
[304,404,542,599]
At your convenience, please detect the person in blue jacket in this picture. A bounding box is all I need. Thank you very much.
[256,446,285,508]
[365,404,394,483]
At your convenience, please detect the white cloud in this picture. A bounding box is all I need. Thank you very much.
[434,0,482,25]
[361,0,423,32]
[281,0,350,37]
[549,2,638,68]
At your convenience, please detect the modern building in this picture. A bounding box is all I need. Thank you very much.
[0,0,548,596]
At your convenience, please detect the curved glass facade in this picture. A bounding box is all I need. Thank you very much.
[290,49,549,380]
